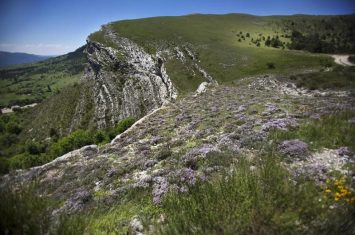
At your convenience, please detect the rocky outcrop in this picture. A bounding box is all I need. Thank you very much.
[2,75,354,218]
[287,148,354,183]
[173,45,218,90]
[84,25,177,128]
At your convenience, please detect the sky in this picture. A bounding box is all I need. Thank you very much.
[0,0,354,55]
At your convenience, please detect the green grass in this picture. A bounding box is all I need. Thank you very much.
[55,189,158,235]
[286,65,355,90]
[89,14,336,92]
[0,185,159,235]
[2,147,354,234]
[157,151,355,234]
[0,182,52,235]
[165,59,205,95]
[0,116,136,174]
[270,111,355,151]
[0,46,86,107]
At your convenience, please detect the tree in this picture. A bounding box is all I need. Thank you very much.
[51,130,93,157]
[265,38,271,47]
[270,37,283,48]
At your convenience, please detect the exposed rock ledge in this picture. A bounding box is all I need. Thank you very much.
[83,25,177,128]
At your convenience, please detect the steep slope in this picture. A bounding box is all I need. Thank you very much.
[2,75,354,233]
[0,46,86,107]
[0,51,52,68]
[85,25,176,128]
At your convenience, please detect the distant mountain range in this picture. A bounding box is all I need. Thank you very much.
[0,51,53,68]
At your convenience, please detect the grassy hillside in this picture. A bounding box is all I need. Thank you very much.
[2,76,354,233]
[0,47,89,172]
[0,51,52,68]
[90,14,343,90]
[1,13,354,173]
[0,46,86,107]
[1,13,355,234]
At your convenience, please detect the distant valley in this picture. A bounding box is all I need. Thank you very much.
[0,51,54,68]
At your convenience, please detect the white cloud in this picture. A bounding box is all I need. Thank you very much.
[0,43,76,55]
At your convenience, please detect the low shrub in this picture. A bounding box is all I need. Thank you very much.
[94,130,107,144]
[157,151,355,234]
[51,129,93,157]
[266,62,275,69]
[6,122,22,135]
[1,117,137,174]
[287,66,355,90]
[270,111,355,151]
[0,183,51,235]
[8,152,45,170]
[108,117,136,140]
[0,157,9,175]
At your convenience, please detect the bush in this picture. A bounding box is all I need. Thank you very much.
[3,117,136,172]
[288,30,336,53]
[0,183,51,235]
[158,152,355,234]
[6,122,22,135]
[8,153,41,170]
[108,117,136,140]
[49,128,59,139]
[0,121,5,133]
[0,158,9,175]
[51,129,94,157]
[0,133,18,148]
[27,141,45,155]
[94,131,107,144]
[320,58,333,68]
[266,62,276,69]
[286,66,355,91]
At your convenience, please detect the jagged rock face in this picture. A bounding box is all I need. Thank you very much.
[84,26,177,128]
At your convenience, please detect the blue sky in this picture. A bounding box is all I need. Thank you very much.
[0,0,354,55]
